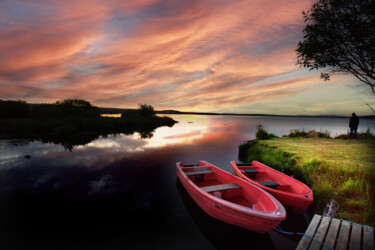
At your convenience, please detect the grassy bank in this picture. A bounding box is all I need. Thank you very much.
[0,115,176,150]
[238,131,375,226]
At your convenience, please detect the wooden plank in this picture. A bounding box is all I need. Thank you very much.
[336,220,351,250]
[297,214,322,250]
[363,226,374,250]
[324,218,341,249]
[349,224,362,250]
[185,169,213,176]
[243,169,259,173]
[259,181,280,189]
[309,216,331,250]
[236,163,252,166]
[201,183,242,193]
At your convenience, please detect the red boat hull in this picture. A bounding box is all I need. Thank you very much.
[177,161,286,233]
[231,161,313,213]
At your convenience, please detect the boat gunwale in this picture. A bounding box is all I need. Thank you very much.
[177,161,286,220]
[231,160,313,201]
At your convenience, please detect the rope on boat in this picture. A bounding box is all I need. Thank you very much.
[271,225,333,250]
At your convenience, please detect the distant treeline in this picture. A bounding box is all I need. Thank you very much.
[0,99,176,150]
[0,99,156,118]
[0,99,99,118]
[0,100,30,118]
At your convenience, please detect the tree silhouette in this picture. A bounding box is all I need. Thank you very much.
[138,104,155,117]
[297,0,375,94]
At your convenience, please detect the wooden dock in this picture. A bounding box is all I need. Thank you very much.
[296,214,374,250]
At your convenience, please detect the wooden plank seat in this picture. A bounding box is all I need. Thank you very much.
[258,181,280,189]
[185,168,214,176]
[201,183,242,193]
[243,169,259,174]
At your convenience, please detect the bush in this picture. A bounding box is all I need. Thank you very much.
[121,110,140,118]
[255,124,277,140]
[31,99,100,118]
[288,129,309,138]
[0,100,30,118]
[287,129,331,138]
[334,128,375,140]
[138,104,155,117]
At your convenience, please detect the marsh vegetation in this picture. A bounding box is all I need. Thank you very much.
[239,126,375,226]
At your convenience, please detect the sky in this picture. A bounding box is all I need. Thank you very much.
[0,0,374,116]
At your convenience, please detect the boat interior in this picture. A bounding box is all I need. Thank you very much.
[182,165,277,212]
[237,163,307,194]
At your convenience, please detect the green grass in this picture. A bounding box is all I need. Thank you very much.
[239,136,375,226]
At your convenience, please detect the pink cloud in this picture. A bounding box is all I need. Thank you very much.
[2,0,354,115]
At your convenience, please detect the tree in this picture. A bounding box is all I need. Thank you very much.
[296,0,375,94]
[31,99,100,118]
[138,104,155,117]
[55,99,93,107]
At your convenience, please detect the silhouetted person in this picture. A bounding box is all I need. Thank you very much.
[349,113,359,139]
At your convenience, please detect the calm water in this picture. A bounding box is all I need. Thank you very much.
[1,115,374,249]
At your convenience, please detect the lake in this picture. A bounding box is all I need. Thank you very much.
[1,115,374,249]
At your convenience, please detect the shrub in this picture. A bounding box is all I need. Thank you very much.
[31,99,100,118]
[255,124,277,140]
[0,100,30,118]
[334,128,375,140]
[138,104,155,117]
[55,99,93,107]
[288,129,309,138]
[121,110,140,118]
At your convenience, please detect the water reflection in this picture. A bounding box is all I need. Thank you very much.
[2,115,374,171]
[0,115,374,249]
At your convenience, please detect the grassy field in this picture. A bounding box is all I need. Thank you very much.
[239,135,375,226]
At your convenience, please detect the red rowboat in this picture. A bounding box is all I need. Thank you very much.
[176,161,286,233]
[231,161,313,214]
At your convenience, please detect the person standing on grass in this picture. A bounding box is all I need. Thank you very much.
[349,113,359,139]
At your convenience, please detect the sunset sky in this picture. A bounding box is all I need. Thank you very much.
[1,0,374,115]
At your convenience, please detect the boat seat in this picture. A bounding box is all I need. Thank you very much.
[185,169,214,176]
[258,181,280,189]
[243,169,259,174]
[201,183,242,193]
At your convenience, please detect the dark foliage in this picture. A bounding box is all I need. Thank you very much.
[138,104,155,117]
[31,99,100,118]
[0,100,30,118]
[121,110,139,118]
[55,99,93,107]
[297,0,375,94]
[334,127,375,140]
[287,129,331,138]
[0,99,176,150]
[255,124,277,140]
[0,116,177,150]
